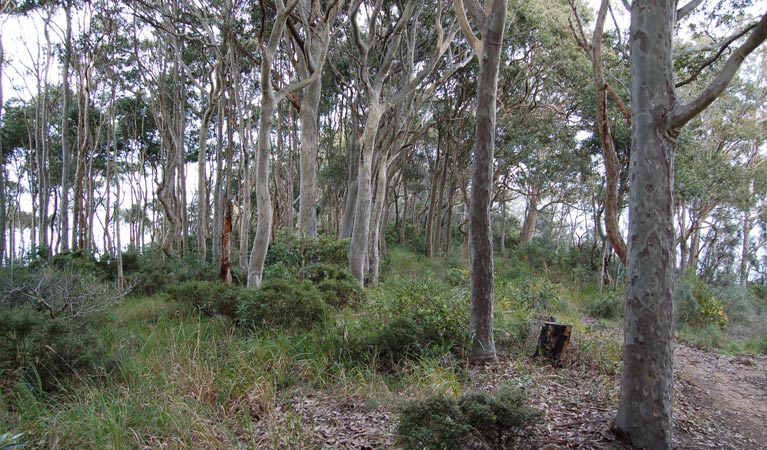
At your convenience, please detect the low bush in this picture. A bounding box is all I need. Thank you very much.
[677,323,728,349]
[0,305,112,392]
[0,266,128,319]
[165,280,242,319]
[744,334,767,355]
[584,289,624,319]
[675,272,728,329]
[302,263,364,308]
[396,386,540,450]
[345,289,468,371]
[237,279,326,330]
[123,249,220,296]
[396,396,469,450]
[460,388,541,447]
[266,232,350,271]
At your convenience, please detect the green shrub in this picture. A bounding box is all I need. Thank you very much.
[263,261,294,281]
[165,280,241,319]
[0,305,111,392]
[584,290,624,319]
[499,276,565,314]
[237,279,326,330]
[397,396,470,450]
[494,308,533,351]
[675,272,728,329]
[123,249,220,296]
[677,323,727,349]
[744,334,767,354]
[346,290,469,371]
[460,387,541,447]
[303,263,364,308]
[396,387,539,450]
[0,266,127,319]
[266,232,350,270]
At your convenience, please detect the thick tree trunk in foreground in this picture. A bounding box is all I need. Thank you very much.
[616,4,767,449]
[615,4,677,448]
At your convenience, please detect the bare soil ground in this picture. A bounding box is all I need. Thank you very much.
[245,340,767,449]
[674,343,767,449]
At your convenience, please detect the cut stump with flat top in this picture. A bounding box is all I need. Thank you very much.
[535,322,572,362]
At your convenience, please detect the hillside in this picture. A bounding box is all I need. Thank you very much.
[1,241,766,449]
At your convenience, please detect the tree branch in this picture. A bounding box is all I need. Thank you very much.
[453,0,483,57]
[676,0,705,23]
[674,22,757,88]
[672,11,767,128]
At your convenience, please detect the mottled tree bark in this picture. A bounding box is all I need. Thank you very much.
[455,0,508,364]
[615,4,677,446]
[615,3,767,449]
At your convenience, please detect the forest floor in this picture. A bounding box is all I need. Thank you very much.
[246,334,767,449]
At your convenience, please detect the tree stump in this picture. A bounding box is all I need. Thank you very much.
[534,322,572,363]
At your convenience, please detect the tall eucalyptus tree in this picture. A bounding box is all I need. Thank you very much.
[247,0,330,287]
[453,0,508,364]
[614,2,767,448]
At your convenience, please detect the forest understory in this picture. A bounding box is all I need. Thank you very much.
[1,241,765,450]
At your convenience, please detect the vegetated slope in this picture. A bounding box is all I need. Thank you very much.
[2,245,766,449]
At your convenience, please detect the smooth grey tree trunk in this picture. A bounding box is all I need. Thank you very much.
[247,46,277,287]
[458,0,508,364]
[297,45,322,240]
[60,1,72,253]
[248,0,327,287]
[349,101,383,285]
[740,179,754,286]
[0,36,5,263]
[519,191,539,247]
[340,176,358,239]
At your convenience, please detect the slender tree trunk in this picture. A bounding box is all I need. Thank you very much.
[519,192,539,247]
[592,0,627,265]
[679,206,688,273]
[434,138,449,256]
[221,199,233,284]
[60,1,72,253]
[0,37,5,264]
[740,180,754,286]
[349,100,383,286]
[463,0,507,364]
[213,94,225,261]
[399,178,408,244]
[688,225,700,272]
[298,71,321,239]
[340,135,360,239]
[368,153,388,285]
[197,63,220,260]
[425,139,441,257]
[248,1,299,286]
[499,197,506,256]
